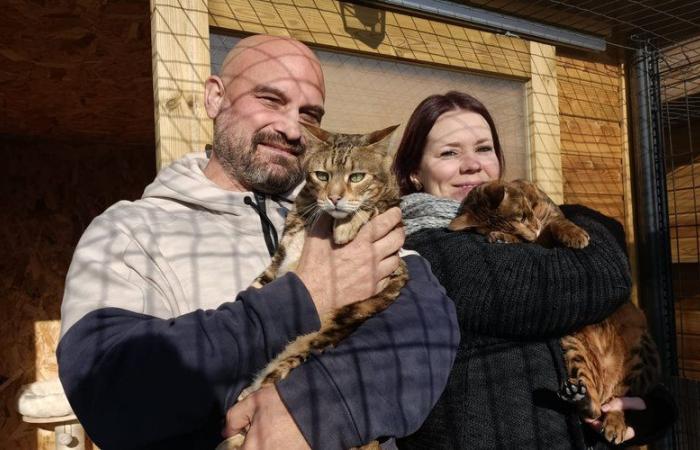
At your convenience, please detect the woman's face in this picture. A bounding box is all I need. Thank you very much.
[414,109,501,201]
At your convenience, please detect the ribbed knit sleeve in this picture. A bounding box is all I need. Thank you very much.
[405,204,632,339]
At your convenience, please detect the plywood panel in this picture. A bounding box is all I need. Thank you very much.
[208,0,531,79]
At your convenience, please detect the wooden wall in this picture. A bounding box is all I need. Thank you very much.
[0,136,154,450]
[558,53,627,225]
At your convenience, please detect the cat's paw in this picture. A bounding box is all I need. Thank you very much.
[560,229,590,249]
[552,222,590,249]
[333,221,361,244]
[601,411,627,445]
[215,433,246,450]
[558,378,588,403]
[487,231,520,244]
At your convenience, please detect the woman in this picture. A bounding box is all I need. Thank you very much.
[393,91,676,449]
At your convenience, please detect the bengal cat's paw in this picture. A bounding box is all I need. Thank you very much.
[487,231,521,244]
[602,411,627,445]
[215,433,246,450]
[557,226,590,249]
[333,224,360,245]
[237,385,256,402]
[558,379,588,403]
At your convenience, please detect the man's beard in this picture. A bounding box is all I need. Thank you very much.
[213,122,305,195]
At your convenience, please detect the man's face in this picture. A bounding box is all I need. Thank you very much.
[213,42,325,194]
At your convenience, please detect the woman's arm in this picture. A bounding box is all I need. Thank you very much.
[406,204,632,339]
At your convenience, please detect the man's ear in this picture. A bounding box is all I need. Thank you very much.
[448,210,479,231]
[205,75,226,119]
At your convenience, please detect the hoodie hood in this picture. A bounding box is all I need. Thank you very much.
[142,152,295,214]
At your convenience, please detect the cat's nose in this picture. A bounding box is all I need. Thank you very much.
[328,195,341,205]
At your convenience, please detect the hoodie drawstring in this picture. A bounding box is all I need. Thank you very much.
[244,193,279,257]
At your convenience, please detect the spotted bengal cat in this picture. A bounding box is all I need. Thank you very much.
[217,123,407,450]
[448,179,660,444]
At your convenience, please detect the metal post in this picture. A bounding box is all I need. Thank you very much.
[627,40,678,450]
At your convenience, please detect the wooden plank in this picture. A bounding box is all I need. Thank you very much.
[563,192,625,222]
[528,42,562,204]
[560,116,622,156]
[676,310,700,335]
[678,334,700,361]
[151,0,213,169]
[562,154,623,196]
[207,0,531,79]
[667,186,700,214]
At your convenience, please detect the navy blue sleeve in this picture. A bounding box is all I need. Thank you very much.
[57,273,320,450]
[276,254,460,450]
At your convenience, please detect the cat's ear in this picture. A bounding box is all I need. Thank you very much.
[366,125,401,163]
[483,182,507,209]
[366,124,400,146]
[301,123,333,144]
[448,210,478,231]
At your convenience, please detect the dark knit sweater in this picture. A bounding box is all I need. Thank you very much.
[397,205,674,450]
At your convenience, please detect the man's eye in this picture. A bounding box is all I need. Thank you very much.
[315,171,329,181]
[260,96,281,104]
[349,173,365,183]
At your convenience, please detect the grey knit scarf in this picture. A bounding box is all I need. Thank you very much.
[400,192,461,236]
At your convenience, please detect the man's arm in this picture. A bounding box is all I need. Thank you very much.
[226,255,460,450]
[57,215,323,450]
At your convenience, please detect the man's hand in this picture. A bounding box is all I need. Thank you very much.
[223,386,310,450]
[295,207,404,317]
[585,396,647,442]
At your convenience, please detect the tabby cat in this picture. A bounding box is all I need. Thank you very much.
[217,123,408,450]
[448,179,660,445]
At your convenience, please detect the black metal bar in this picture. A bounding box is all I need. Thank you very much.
[627,40,680,449]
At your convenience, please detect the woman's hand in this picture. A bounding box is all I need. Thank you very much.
[584,396,647,443]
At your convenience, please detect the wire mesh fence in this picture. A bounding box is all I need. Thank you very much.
[659,34,700,450]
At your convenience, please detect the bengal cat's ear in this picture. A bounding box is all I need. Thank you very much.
[301,123,333,144]
[366,124,400,146]
[365,124,400,155]
[448,210,479,231]
[483,182,507,209]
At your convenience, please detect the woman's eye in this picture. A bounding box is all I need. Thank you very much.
[349,173,365,182]
[439,149,457,157]
[476,146,494,153]
[315,171,329,181]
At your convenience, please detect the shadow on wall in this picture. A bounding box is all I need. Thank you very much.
[0,135,155,450]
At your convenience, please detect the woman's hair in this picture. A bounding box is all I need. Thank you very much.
[393,91,505,195]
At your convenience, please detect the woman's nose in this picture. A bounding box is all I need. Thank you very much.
[460,153,481,173]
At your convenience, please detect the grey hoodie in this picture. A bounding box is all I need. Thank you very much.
[57,152,459,450]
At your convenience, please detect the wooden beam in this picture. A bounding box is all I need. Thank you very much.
[528,42,562,203]
[207,0,531,80]
[151,0,213,169]
[620,63,640,307]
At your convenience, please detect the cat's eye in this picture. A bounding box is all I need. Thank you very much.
[315,171,329,181]
[349,173,365,183]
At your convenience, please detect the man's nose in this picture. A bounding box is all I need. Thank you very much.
[274,110,302,142]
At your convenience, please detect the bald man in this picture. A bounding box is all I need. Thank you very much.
[58,35,458,450]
